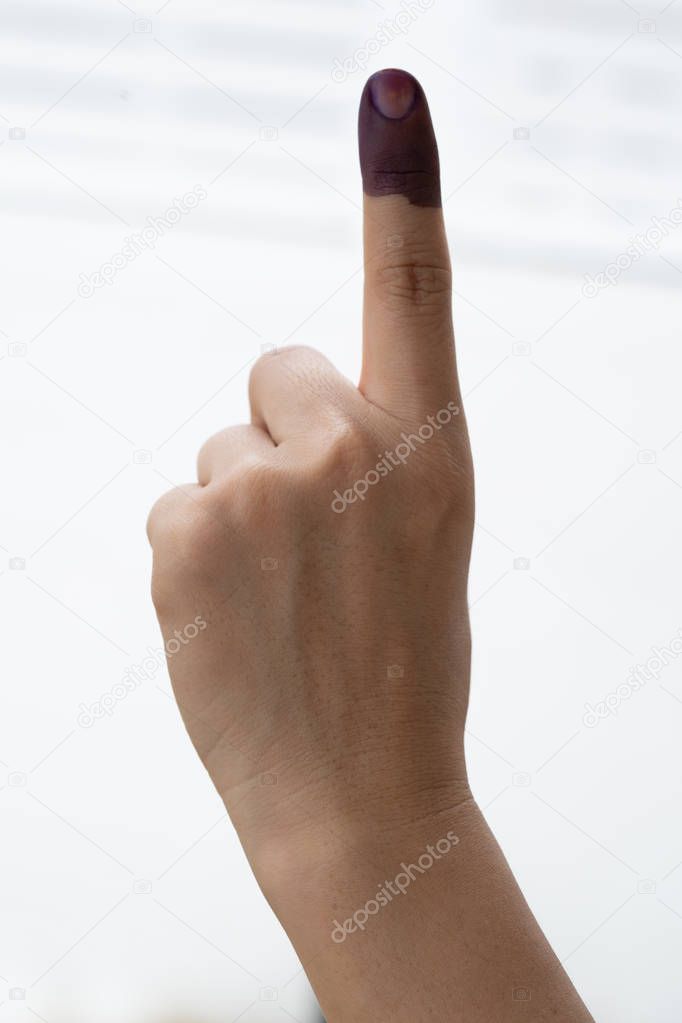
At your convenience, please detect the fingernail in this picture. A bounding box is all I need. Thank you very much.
[369,69,417,120]
[358,69,441,208]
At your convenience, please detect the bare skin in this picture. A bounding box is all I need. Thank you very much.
[147,70,595,1023]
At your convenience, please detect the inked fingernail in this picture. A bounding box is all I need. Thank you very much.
[359,68,441,208]
[369,68,417,119]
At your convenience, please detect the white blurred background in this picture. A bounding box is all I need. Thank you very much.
[1,0,682,1020]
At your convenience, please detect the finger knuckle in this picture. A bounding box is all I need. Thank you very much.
[197,427,246,474]
[373,259,452,311]
[196,432,220,473]
[250,345,313,386]
[320,419,375,476]
[149,498,221,616]
[146,490,182,545]
[226,459,285,521]
[151,490,228,577]
[150,566,175,618]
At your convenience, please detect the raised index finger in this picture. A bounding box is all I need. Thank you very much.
[359,69,459,417]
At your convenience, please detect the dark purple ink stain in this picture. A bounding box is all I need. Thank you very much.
[358,69,441,208]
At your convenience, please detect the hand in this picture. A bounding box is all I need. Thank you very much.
[148,69,474,867]
[148,70,593,1023]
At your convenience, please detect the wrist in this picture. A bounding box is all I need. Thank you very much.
[248,781,476,938]
[258,794,594,1023]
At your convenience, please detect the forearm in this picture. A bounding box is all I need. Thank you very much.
[261,798,594,1023]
